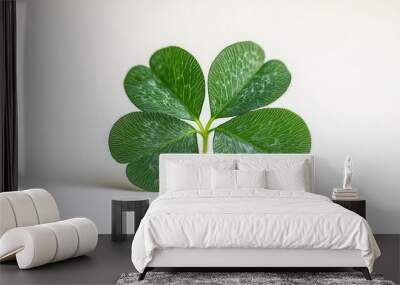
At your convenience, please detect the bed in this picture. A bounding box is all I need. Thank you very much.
[131,154,380,280]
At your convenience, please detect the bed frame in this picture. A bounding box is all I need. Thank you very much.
[139,154,371,280]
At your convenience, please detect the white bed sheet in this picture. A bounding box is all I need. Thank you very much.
[131,190,380,273]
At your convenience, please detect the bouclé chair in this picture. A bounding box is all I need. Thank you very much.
[0,188,98,269]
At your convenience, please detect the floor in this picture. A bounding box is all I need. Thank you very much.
[0,235,399,285]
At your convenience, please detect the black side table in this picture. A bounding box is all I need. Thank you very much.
[333,199,366,219]
[111,197,150,242]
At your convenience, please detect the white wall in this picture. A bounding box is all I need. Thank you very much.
[17,0,400,233]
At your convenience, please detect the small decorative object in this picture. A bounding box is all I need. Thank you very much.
[332,156,358,200]
[332,188,359,200]
[342,155,353,190]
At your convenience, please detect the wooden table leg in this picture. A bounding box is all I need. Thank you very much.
[112,201,126,242]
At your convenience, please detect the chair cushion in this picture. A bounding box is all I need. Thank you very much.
[0,218,98,269]
[0,196,17,237]
[1,191,39,227]
[42,221,79,262]
[65,218,98,257]
[0,189,60,237]
[24,189,60,224]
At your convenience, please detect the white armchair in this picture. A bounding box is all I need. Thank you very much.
[0,188,98,269]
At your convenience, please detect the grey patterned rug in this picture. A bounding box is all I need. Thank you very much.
[116,272,396,285]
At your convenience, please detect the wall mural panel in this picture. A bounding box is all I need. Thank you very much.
[108,41,311,192]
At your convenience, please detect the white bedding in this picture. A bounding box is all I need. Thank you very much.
[131,190,380,273]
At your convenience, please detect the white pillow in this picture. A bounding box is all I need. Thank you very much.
[166,158,236,170]
[167,163,211,191]
[237,159,310,191]
[211,168,236,191]
[211,169,268,190]
[236,169,267,189]
[266,165,307,191]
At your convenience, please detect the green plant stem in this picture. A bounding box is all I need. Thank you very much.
[202,131,209,153]
[194,118,205,133]
[201,117,216,153]
[205,117,215,132]
[194,117,216,153]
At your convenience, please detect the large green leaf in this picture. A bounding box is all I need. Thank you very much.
[109,112,198,191]
[213,108,311,153]
[208,41,291,118]
[124,47,205,121]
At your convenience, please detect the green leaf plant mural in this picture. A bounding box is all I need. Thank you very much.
[109,41,311,192]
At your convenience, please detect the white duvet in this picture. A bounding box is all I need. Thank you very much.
[131,190,380,273]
